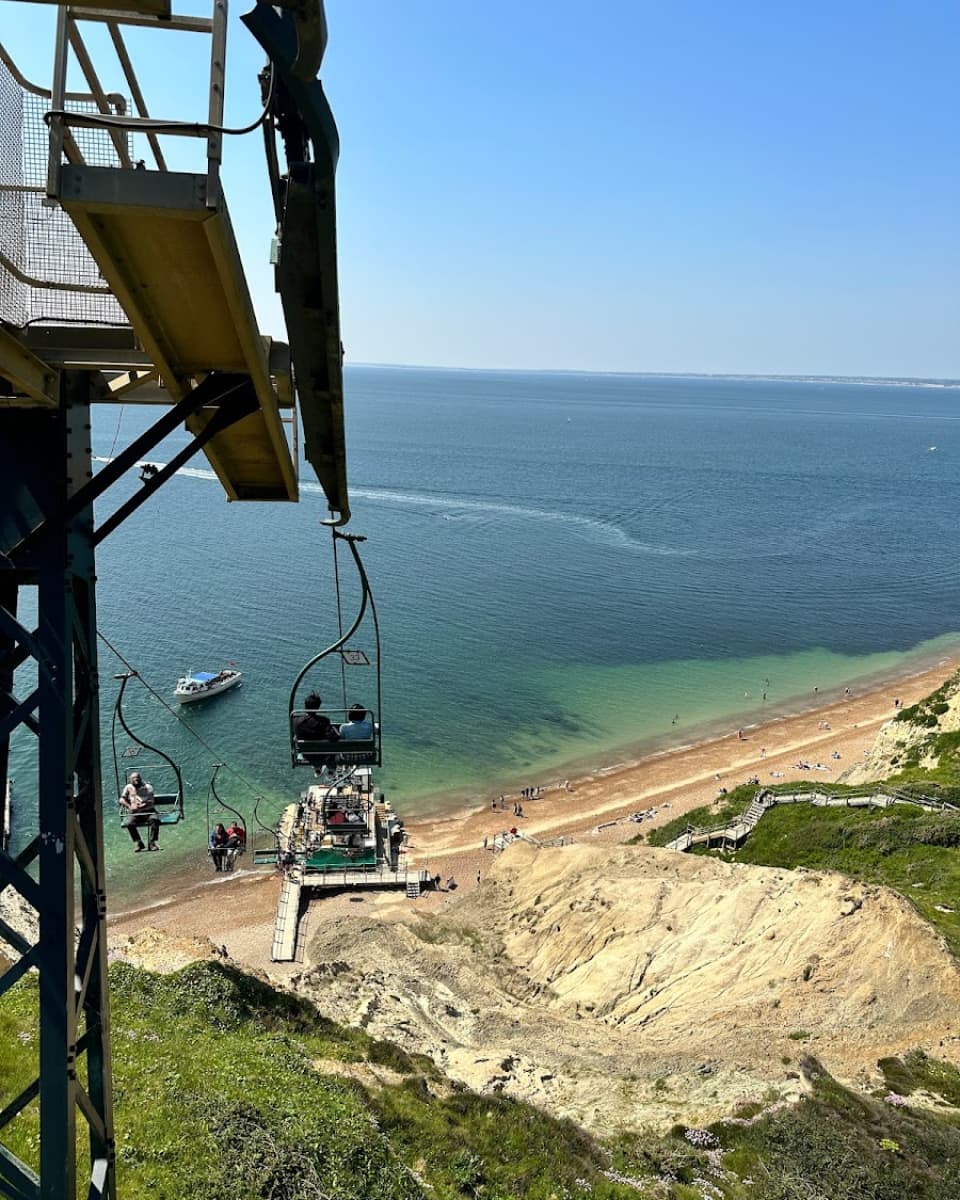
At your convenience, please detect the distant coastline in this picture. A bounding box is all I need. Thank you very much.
[348,361,960,388]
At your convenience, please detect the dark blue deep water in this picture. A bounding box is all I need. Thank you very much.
[9,367,960,896]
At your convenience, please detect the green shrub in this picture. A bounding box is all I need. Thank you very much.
[368,1040,418,1075]
[720,1058,960,1200]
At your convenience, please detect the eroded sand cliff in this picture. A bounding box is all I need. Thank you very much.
[291,841,960,1130]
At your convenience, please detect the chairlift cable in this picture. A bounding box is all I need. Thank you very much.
[206,763,246,831]
[332,526,347,708]
[107,405,124,459]
[287,530,372,709]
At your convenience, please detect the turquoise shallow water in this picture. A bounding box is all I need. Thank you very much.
[7,367,960,900]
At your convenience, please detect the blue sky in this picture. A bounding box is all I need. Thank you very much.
[4,1,958,376]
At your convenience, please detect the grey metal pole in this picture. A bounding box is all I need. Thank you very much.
[46,6,69,200]
[206,0,228,206]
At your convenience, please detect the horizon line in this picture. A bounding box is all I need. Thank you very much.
[345,362,960,385]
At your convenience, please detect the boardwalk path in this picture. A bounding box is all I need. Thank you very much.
[666,787,957,853]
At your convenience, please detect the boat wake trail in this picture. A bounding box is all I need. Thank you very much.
[341,485,692,556]
[93,459,691,556]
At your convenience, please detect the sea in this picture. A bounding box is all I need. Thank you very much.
[7,366,960,902]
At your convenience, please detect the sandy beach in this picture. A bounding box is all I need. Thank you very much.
[109,655,958,974]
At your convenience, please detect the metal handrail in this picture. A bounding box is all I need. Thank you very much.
[0,40,123,105]
[107,22,166,170]
[0,250,112,296]
[45,2,228,203]
[671,784,957,849]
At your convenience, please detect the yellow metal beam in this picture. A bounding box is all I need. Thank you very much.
[23,0,173,15]
[201,211,298,499]
[0,326,59,406]
[106,369,157,397]
[60,166,298,500]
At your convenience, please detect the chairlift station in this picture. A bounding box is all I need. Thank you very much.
[0,2,407,1195]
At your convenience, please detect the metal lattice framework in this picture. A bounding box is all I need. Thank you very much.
[0,52,127,327]
[0,377,115,1200]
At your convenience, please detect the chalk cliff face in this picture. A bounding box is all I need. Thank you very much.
[0,885,37,972]
[293,842,960,1131]
[841,671,960,786]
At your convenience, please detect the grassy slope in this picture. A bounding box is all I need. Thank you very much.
[0,963,640,1200]
[3,962,960,1199]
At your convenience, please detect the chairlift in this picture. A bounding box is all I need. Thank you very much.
[250,795,278,866]
[205,763,246,873]
[111,672,184,827]
[289,530,382,771]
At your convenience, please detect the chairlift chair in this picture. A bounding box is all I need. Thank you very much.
[111,672,184,827]
[206,763,247,872]
[289,530,382,770]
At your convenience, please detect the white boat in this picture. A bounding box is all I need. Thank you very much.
[174,668,242,704]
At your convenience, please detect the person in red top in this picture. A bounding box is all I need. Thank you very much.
[224,820,246,871]
[225,820,246,848]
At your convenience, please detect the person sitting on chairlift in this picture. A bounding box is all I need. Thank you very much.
[339,704,373,740]
[120,772,160,852]
[225,820,246,849]
[209,822,229,872]
[295,692,339,742]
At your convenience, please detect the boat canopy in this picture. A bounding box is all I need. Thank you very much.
[189,672,218,683]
